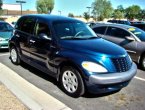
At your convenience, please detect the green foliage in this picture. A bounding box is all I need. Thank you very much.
[0,0,3,15]
[125,5,141,20]
[83,12,90,21]
[68,13,74,17]
[117,5,124,13]
[92,0,113,21]
[113,10,124,19]
[36,0,54,14]
[137,9,145,20]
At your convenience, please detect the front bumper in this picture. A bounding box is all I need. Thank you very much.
[86,62,137,93]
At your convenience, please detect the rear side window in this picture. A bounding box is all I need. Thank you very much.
[93,26,107,34]
[106,27,130,38]
[16,17,36,34]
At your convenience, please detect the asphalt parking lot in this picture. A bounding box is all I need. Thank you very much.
[0,50,145,110]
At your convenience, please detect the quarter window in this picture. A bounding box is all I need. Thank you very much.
[20,17,36,34]
[106,27,130,38]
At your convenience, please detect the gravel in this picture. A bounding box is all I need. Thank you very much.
[0,82,28,110]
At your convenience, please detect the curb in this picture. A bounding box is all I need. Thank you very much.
[0,63,72,110]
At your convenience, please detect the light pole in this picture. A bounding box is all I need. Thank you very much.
[86,6,91,16]
[16,0,26,15]
[58,10,61,15]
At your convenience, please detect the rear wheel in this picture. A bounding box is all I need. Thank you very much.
[60,66,85,97]
[10,46,20,65]
[140,54,145,70]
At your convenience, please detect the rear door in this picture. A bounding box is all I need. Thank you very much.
[103,26,137,60]
[15,17,36,60]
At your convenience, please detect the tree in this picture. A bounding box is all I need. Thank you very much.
[92,0,113,21]
[36,0,54,14]
[138,9,145,20]
[68,13,74,17]
[113,10,124,19]
[0,0,3,15]
[83,12,90,22]
[117,5,124,13]
[125,5,141,20]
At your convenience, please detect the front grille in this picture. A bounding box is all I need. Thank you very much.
[111,55,132,72]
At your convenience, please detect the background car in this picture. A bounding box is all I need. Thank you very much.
[107,20,131,25]
[0,21,13,49]
[131,23,145,32]
[130,21,145,24]
[86,22,96,28]
[92,23,145,70]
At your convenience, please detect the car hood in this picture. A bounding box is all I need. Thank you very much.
[0,31,12,39]
[59,38,127,58]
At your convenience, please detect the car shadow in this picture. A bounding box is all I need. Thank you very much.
[134,62,144,71]
[12,60,122,98]
[0,49,9,52]
[20,61,58,86]
[83,90,120,98]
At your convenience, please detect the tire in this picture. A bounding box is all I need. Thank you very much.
[140,54,145,70]
[10,46,20,65]
[60,66,85,98]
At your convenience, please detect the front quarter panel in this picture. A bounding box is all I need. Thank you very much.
[53,48,116,77]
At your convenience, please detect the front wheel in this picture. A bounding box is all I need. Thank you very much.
[10,46,20,65]
[60,66,85,97]
[140,54,145,70]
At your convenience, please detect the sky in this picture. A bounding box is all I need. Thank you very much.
[3,0,145,16]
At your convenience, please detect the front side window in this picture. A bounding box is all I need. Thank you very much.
[53,22,97,40]
[106,27,130,38]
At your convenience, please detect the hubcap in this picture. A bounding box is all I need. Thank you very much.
[10,48,17,62]
[62,70,78,93]
[143,58,145,68]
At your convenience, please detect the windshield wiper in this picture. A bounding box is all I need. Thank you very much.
[87,36,99,39]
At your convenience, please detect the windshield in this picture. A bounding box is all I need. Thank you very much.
[128,27,145,41]
[0,23,13,32]
[53,22,97,40]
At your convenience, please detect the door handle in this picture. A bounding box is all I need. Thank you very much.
[29,39,35,43]
[50,45,56,49]
[16,34,20,38]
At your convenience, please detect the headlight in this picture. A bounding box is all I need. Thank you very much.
[0,37,5,41]
[82,61,108,73]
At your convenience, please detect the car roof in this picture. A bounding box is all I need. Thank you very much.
[21,14,83,23]
[92,23,136,30]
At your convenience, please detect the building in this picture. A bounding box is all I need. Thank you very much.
[2,3,37,16]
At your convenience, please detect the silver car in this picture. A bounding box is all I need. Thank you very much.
[92,23,145,70]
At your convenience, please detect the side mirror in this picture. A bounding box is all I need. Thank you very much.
[39,33,51,41]
[125,36,135,41]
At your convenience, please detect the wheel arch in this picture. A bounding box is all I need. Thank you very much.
[57,60,88,82]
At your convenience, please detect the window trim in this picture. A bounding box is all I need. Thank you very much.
[105,26,132,39]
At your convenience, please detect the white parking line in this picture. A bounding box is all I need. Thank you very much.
[0,53,9,57]
[134,76,145,82]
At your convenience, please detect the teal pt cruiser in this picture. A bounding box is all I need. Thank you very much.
[0,21,13,49]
